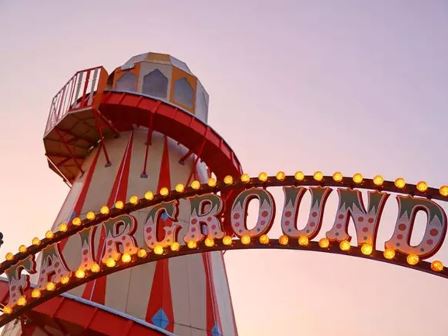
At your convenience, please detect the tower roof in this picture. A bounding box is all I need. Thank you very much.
[120,52,192,75]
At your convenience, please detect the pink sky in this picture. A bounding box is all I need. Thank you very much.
[1,1,448,335]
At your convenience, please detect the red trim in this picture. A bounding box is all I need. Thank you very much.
[54,128,85,174]
[145,136,174,331]
[220,252,239,335]
[141,104,158,177]
[82,132,134,303]
[202,253,222,335]
[101,92,242,180]
[21,318,39,335]
[93,109,112,166]
[59,147,101,250]
[0,280,165,335]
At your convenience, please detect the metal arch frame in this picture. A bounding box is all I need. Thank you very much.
[1,174,447,275]
[1,175,448,325]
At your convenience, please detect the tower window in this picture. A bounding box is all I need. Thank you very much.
[115,71,137,92]
[142,69,168,98]
[174,77,193,109]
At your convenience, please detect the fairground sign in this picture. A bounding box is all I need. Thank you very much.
[1,172,448,326]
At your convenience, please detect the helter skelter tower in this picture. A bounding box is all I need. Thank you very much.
[2,53,241,335]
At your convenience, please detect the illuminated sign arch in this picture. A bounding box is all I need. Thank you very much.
[1,172,448,326]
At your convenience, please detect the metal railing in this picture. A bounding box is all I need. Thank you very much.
[44,66,108,135]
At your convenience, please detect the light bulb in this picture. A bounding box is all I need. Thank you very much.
[241,235,251,245]
[191,180,201,190]
[319,238,330,248]
[339,240,351,251]
[313,171,324,182]
[129,195,139,205]
[352,173,363,184]
[100,205,110,215]
[144,191,154,201]
[259,234,270,245]
[294,171,305,181]
[373,175,384,186]
[258,172,268,182]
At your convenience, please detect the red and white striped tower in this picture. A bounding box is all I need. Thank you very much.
[2,53,241,335]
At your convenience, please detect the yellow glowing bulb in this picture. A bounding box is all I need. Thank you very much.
[86,211,95,221]
[276,171,286,181]
[72,217,81,226]
[240,235,251,245]
[144,191,154,201]
[352,173,363,184]
[339,240,351,251]
[439,185,448,197]
[160,187,169,197]
[279,235,289,246]
[170,242,180,252]
[16,296,27,306]
[416,181,428,192]
[137,249,148,258]
[224,175,234,185]
[18,245,27,253]
[313,171,324,182]
[31,289,41,298]
[129,195,139,205]
[187,240,197,249]
[75,268,86,279]
[46,282,56,291]
[407,254,419,265]
[3,306,12,314]
[208,177,217,187]
[361,243,373,255]
[115,200,124,209]
[91,263,100,273]
[332,172,343,182]
[240,173,250,183]
[373,175,384,186]
[105,258,116,268]
[298,236,309,247]
[394,177,406,189]
[58,223,68,232]
[175,184,185,193]
[383,248,396,260]
[191,180,201,190]
[259,234,270,245]
[5,252,14,261]
[121,253,132,263]
[204,238,215,247]
[319,238,330,248]
[100,205,110,215]
[258,172,268,182]
[294,171,305,181]
[32,237,41,246]
[431,260,444,272]
[45,231,54,239]
[154,245,164,255]
[60,275,70,284]
[222,236,233,246]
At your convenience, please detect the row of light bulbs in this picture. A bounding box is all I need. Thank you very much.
[209,171,446,195]
[2,232,445,315]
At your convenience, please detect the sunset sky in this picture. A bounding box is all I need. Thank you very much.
[1,1,448,335]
